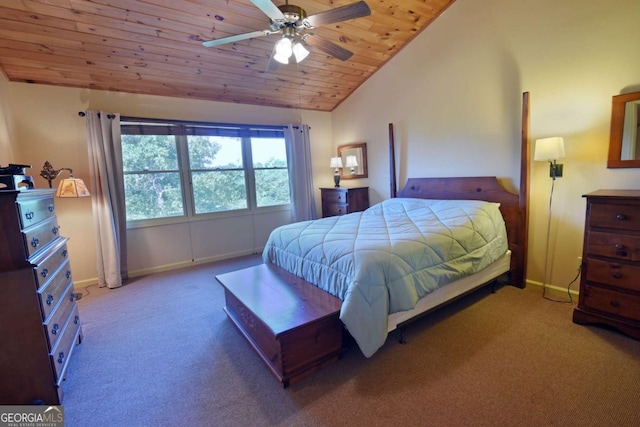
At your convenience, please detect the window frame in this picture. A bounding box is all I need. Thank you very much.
[120,118,291,229]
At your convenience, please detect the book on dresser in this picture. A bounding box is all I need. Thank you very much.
[0,188,82,404]
[573,190,640,340]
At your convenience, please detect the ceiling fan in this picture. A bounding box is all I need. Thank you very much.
[202,0,371,69]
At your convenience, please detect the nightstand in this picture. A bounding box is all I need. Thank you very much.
[320,187,369,218]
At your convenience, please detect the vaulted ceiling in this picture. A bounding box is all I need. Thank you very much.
[0,0,454,112]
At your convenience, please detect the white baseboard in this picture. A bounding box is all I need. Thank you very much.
[526,279,580,296]
[73,248,263,289]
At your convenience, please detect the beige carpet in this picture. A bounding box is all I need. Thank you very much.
[63,255,640,427]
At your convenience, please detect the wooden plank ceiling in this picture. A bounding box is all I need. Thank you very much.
[0,0,454,112]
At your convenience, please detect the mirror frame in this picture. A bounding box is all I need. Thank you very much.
[338,143,368,179]
[608,91,640,168]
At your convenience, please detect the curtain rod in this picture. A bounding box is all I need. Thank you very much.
[77,112,306,130]
[78,112,116,119]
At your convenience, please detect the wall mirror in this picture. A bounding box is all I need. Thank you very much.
[608,91,640,168]
[338,143,368,179]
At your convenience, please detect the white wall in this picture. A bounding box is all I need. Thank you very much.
[4,84,333,284]
[332,0,640,290]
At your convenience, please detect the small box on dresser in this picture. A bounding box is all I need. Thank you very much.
[0,188,82,404]
[320,187,369,218]
[573,190,640,339]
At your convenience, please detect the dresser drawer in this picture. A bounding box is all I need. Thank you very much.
[582,285,640,320]
[323,203,348,217]
[589,203,640,231]
[50,304,81,382]
[43,282,75,349]
[23,217,61,259]
[17,196,56,229]
[38,260,72,320]
[32,239,70,289]
[585,258,640,292]
[586,231,640,262]
[321,190,347,204]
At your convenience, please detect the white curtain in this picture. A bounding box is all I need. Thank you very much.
[85,111,127,288]
[285,124,316,222]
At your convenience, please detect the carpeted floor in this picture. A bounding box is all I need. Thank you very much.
[62,255,640,427]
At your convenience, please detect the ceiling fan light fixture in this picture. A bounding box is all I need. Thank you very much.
[275,37,293,58]
[202,1,372,70]
[273,51,290,64]
[292,42,310,63]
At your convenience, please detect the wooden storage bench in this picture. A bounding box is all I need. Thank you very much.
[215,263,343,387]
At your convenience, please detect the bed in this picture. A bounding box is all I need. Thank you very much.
[264,196,510,357]
[262,93,531,358]
[263,93,529,357]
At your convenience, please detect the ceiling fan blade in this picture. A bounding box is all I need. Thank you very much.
[250,0,286,22]
[304,1,371,28]
[304,34,353,61]
[202,30,274,47]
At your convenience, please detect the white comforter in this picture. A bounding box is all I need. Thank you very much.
[262,198,508,357]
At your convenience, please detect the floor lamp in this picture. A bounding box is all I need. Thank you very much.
[534,137,572,303]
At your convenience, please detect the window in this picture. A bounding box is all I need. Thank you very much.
[120,120,290,225]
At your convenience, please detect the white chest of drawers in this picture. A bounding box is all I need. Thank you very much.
[0,188,82,404]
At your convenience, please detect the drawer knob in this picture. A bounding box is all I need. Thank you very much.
[52,225,60,235]
[31,237,40,248]
[611,271,622,279]
[25,210,34,220]
[65,270,72,279]
[46,294,54,305]
[62,250,68,258]
[52,323,59,335]
[48,204,55,213]
[41,268,49,278]
[57,351,65,364]
[615,214,627,220]
[74,315,80,325]
[610,300,620,308]
[614,244,628,257]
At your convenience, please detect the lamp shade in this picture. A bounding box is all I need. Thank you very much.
[292,42,309,63]
[329,157,343,168]
[345,155,358,167]
[534,137,565,161]
[275,37,292,57]
[56,177,91,198]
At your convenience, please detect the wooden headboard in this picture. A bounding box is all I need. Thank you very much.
[390,93,530,288]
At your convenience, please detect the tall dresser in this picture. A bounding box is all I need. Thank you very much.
[573,190,640,339]
[0,189,82,404]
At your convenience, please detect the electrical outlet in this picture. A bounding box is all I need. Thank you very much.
[576,256,583,270]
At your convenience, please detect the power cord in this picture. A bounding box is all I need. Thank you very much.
[541,177,576,304]
[73,284,94,301]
